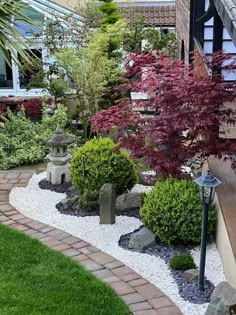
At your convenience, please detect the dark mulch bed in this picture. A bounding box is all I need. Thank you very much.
[119,227,215,305]
[39,179,140,219]
[39,178,215,304]
[39,179,72,194]
[56,203,140,218]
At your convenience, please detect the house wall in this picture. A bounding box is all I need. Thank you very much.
[207,158,236,289]
[51,0,80,10]
[175,0,191,64]
[215,194,236,288]
[216,206,236,288]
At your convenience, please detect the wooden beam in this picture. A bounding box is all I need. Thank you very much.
[213,0,236,46]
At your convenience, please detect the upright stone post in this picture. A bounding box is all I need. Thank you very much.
[98,183,116,224]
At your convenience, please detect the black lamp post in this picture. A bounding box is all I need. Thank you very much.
[194,170,221,291]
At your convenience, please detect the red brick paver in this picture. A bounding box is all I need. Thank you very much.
[0,170,182,315]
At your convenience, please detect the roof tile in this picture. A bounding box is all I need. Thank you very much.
[119,5,176,26]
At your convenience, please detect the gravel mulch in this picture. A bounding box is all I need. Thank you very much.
[39,177,215,304]
[119,227,215,304]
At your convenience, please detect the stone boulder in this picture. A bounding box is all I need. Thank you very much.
[205,281,236,315]
[130,184,154,194]
[116,192,140,210]
[183,269,199,283]
[60,195,79,211]
[128,227,156,250]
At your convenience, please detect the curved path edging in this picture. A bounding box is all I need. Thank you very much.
[0,170,182,315]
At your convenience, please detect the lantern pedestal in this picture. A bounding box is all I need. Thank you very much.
[47,161,71,185]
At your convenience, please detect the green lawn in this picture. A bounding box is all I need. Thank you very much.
[0,224,130,315]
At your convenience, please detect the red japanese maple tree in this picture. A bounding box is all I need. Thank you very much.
[90,52,236,177]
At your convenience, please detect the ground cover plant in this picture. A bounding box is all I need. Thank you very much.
[169,253,196,271]
[0,224,130,315]
[140,178,216,245]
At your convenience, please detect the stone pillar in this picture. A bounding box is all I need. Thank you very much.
[98,183,116,224]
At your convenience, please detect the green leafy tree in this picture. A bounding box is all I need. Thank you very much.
[143,28,176,58]
[55,22,124,139]
[22,0,106,105]
[99,0,122,28]
[123,12,176,57]
[36,0,104,53]
[123,14,144,54]
[77,0,104,28]
[96,0,125,109]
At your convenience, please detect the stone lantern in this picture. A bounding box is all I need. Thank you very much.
[45,126,75,185]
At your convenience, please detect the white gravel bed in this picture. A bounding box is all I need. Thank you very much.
[9,172,225,315]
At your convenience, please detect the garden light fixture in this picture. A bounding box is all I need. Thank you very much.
[194,170,221,291]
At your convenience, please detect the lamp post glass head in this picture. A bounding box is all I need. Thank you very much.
[194,170,222,204]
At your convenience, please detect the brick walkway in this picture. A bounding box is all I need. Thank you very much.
[0,171,182,315]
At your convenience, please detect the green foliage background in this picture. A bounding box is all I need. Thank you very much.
[0,105,68,170]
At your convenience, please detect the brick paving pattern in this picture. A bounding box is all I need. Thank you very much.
[0,171,182,315]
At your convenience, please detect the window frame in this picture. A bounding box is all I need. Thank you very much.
[0,9,48,96]
[0,46,49,96]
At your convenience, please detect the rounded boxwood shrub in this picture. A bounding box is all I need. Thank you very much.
[140,178,216,245]
[169,253,195,271]
[70,137,138,197]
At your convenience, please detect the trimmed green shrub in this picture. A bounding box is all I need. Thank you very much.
[139,192,147,208]
[169,253,195,271]
[70,137,138,198]
[79,190,99,211]
[140,178,216,245]
[0,109,45,170]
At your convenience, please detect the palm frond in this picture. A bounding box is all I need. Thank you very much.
[0,0,36,65]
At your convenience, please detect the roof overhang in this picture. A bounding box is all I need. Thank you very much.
[213,0,236,46]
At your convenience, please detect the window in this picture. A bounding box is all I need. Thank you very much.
[181,40,185,63]
[19,49,44,89]
[14,7,44,37]
[0,6,47,95]
[0,51,13,89]
[0,47,47,94]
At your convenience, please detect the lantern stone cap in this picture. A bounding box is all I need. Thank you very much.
[45,125,75,146]
[194,169,222,188]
